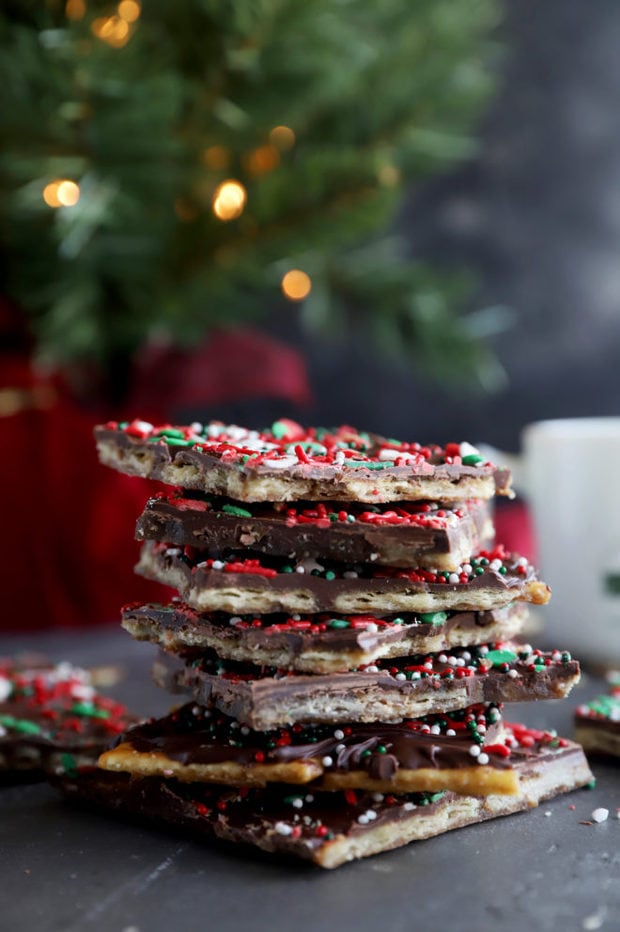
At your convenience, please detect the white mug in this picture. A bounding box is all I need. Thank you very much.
[489,418,620,664]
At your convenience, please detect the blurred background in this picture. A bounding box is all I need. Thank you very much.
[2,0,618,629]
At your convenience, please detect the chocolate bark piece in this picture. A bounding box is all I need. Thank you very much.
[99,701,523,797]
[56,732,593,869]
[94,420,513,503]
[0,660,139,778]
[574,685,620,758]
[153,642,580,730]
[136,542,550,615]
[122,601,528,674]
[136,492,493,571]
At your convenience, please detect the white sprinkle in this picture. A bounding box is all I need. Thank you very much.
[469,745,481,758]
[369,553,379,562]
[438,654,448,663]
[336,744,346,753]
[372,793,384,802]
[410,671,421,680]
[190,421,203,434]
[448,573,460,585]
[334,451,346,466]
[322,756,334,767]
[477,753,490,765]
[333,729,345,740]
[165,547,182,557]
[262,455,300,469]
[343,571,359,579]
[357,814,369,825]
[365,622,378,633]
[423,661,433,670]
[305,794,314,802]
[489,559,502,572]
[462,564,472,575]
[517,557,529,567]
[478,645,489,655]
[395,672,407,681]
[0,725,6,737]
[163,768,174,776]
[133,419,154,433]
[240,726,250,736]
[591,808,609,823]
[446,729,456,737]
[365,809,377,821]
[292,798,304,809]
[229,616,243,627]
[459,442,480,458]
[291,614,301,621]
[430,724,441,735]
[211,560,225,571]
[508,669,519,679]
[403,802,417,811]
[477,724,486,734]
[275,822,293,836]
[296,558,324,574]
[455,658,466,667]
[365,665,379,673]
[544,811,552,817]
[462,651,471,661]
[295,565,305,574]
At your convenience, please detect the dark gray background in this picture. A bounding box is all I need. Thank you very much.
[201,0,620,450]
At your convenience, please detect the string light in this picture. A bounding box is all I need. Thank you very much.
[212,180,247,221]
[203,146,230,170]
[118,0,141,22]
[43,180,80,208]
[244,145,280,176]
[91,15,130,47]
[281,270,312,301]
[65,0,86,20]
[270,126,296,151]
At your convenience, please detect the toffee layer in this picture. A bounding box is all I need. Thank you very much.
[95,420,513,503]
[99,702,525,796]
[153,642,580,730]
[137,542,550,615]
[57,734,593,869]
[123,601,528,674]
[136,492,493,570]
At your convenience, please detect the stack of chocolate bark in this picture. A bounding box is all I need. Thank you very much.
[64,418,592,868]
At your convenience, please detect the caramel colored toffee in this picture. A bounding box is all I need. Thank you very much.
[95,419,513,503]
[0,660,138,777]
[574,685,620,758]
[136,542,550,615]
[136,491,493,571]
[99,702,525,796]
[123,601,528,674]
[57,732,592,869]
[153,642,580,730]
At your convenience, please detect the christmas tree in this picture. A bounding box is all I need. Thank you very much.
[0,0,500,398]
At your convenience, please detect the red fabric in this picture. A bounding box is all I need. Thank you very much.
[1,322,310,631]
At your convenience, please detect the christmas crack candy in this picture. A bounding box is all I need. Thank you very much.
[95,419,513,503]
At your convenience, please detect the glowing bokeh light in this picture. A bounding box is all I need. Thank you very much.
[281,269,312,301]
[269,125,296,151]
[65,0,86,20]
[212,180,247,221]
[43,180,80,208]
[118,0,141,22]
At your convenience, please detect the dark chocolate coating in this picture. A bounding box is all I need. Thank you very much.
[152,644,580,729]
[135,493,492,569]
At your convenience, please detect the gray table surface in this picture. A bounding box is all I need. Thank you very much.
[0,627,617,932]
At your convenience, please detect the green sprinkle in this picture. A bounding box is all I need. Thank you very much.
[165,437,191,446]
[392,617,405,625]
[462,454,485,466]
[479,557,489,566]
[328,619,350,629]
[419,611,448,627]
[222,504,252,518]
[485,649,518,668]
[376,745,387,754]
[271,420,289,439]
[346,460,394,470]
[157,428,185,439]
[347,514,356,523]
[361,749,372,758]
[498,565,508,575]
[587,779,597,790]
[329,513,338,522]
[325,571,336,581]
[71,702,110,719]
[282,565,293,573]
[561,651,572,663]
[0,715,42,735]
[475,567,484,575]
[61,752,78,777]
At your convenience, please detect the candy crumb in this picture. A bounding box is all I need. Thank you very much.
[591,808,609,823]
[544,811,552,817]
